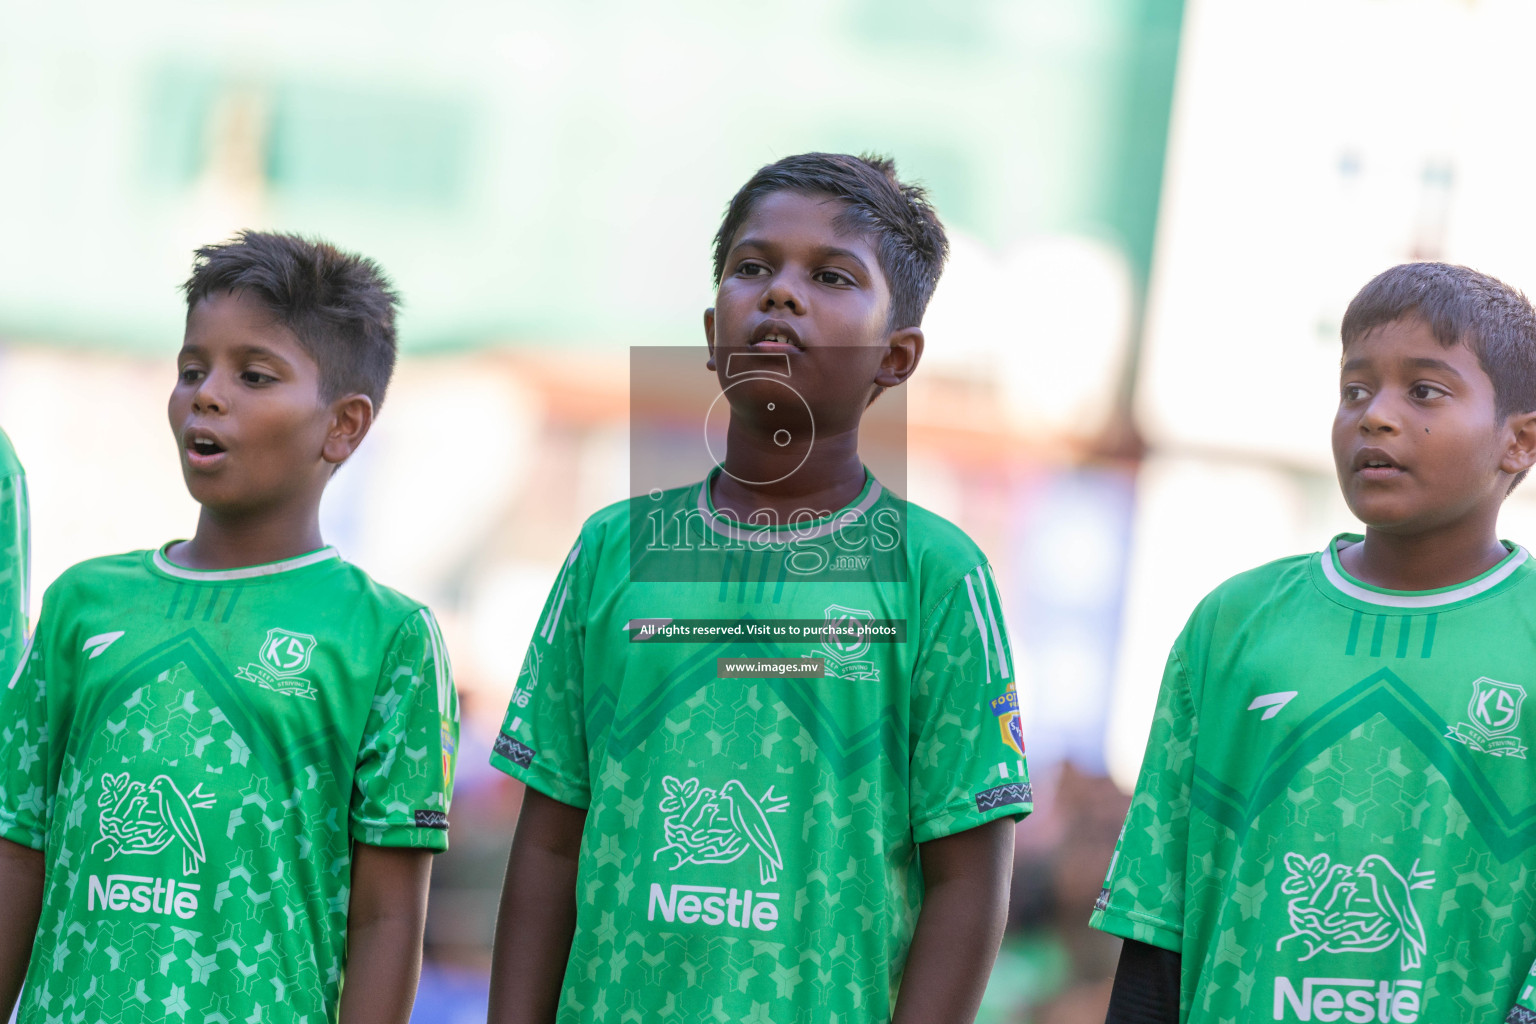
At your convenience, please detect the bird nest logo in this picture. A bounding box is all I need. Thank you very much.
[236,627,319,700]
[91,772,215,875]
[654,775,787,885]
[1275,852,1434,971]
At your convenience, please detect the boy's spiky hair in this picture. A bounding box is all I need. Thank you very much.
[711,153,949,330]
[1343,261,1536,488]
[1342,262,1536,420]
[183,231,400,409]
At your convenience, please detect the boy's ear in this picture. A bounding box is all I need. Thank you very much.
[873,326,924,389]
[1503,410,1536,479]
[703,308,717,372]
[322,394,375,466]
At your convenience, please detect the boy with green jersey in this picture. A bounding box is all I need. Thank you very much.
[486,154,1031,1024]
[1094,262,1536,1024]
[0,232,459,1024]
[0,427,27,685]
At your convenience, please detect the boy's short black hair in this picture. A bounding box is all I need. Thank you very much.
[183,231,400,409]
[711,153,949,331]
[1342,262,1536,421]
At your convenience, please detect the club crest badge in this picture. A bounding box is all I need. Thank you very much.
[1447,676,1527,758]
[991,687,1026,757]
[236,627,319,700]
[815,603,880,682]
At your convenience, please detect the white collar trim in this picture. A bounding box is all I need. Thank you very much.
[153,545,340,581]
[695,477,884,544]
[1319,540,1529,609]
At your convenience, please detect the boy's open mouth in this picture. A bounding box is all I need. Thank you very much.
[749,320,803,350]
[184,429,228,467]
[1353,448,1403,478]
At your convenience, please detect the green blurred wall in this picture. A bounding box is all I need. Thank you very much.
[0,0,1183,354]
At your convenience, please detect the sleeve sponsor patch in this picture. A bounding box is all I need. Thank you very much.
[1094,887,1112,912]
[414,810,449,830]
[1506,1008,1536,1024]
[975,781,1032,811]
[494,730,535,768]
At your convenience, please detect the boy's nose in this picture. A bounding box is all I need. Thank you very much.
[760,277,802,314]
[1358,397,1398,433]
[191,380,227,414]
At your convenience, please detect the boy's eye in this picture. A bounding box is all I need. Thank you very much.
[179,367,204,384]
[241,370,276,385]
[1409,383,1447,401]
[736,261,769,277]
[1341,384,1367,402]
[815,269,853,287]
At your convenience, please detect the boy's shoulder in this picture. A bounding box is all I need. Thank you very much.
[0,426,20,474]
[45,547,429,627]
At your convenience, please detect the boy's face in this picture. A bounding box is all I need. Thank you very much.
[704,190,921,437]
[1332,317,1533,537]
[168,290,365,519]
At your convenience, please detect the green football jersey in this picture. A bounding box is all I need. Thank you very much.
[490,473,1031,1023]
[1092,534,1536,1024]
[1,426,28,685]
[0,545,458,1024]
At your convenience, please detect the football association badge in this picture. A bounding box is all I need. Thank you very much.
[1446,676,1527,758]
[991,686,1025,757]
[236,627,319,700]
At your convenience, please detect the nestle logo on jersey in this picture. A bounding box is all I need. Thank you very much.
[648,884,779,932]
[87,874,200,919]
[1274,978,1421,1022]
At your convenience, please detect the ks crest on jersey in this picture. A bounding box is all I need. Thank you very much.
[1092,536,1536,1023]
[491,474,1031,1024]
[0,545,458,1024]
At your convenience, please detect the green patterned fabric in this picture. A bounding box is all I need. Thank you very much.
[0,426,27,686]
[1093,534,1536,1024]
[491,472,1031,1023]
[0,546,458,1024]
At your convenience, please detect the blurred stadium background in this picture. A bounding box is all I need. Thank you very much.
[8,0,1536,1019]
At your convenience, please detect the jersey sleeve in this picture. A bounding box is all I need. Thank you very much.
[1507,964,1536,1023]
[909,563,1032,844]
[489,538,590,809]
[350,607,459,851]
[1089,641,1197,953]
[0,441,28,685]
[0,601,53,850]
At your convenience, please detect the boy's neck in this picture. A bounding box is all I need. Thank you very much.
[1340,519,1510,592]
[711,423,868,522]
[169,506,327,571]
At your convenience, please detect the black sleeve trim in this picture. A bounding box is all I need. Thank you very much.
[1105,938,1181,1024]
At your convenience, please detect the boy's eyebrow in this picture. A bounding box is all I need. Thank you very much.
[730,238,873,275]
[176,343,294,365]
[1340,355,1467,379]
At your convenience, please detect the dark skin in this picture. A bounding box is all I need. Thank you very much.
[1332,317,1536,590]
[166,291,431,1024]
[1101,320,1536,1023]
[0,839,43,1018]
[488,191,1014,1024]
